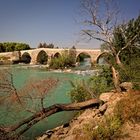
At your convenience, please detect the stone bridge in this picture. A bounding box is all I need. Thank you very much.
[0,48,105,65]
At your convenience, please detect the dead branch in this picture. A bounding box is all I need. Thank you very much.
[2,98,101,137]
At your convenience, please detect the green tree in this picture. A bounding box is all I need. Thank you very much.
[80,0,140,91]
[0,43,5,52]
[101,17,140,84]
[15,43,30,51]
[47,43,54,48]
[37,43,43,48]
[0,42,30,52]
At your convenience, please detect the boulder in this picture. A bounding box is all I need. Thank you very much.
[120,82,133,92]
[99,92,114,102]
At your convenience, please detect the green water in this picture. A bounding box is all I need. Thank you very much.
[0,65,88,139]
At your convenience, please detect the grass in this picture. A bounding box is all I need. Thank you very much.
[79,90,140,140]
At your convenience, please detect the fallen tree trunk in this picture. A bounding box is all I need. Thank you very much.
[1,98,101,138]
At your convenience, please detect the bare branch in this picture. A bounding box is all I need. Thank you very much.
[2,98,101,136]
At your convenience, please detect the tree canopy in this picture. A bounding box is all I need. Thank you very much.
[38,43,55,48]
[0,42,30,52]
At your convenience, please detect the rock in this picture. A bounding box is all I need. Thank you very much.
[98,103,108,115]
[120,82,133,92]
[99,92,114,102]
[64,135,77,140]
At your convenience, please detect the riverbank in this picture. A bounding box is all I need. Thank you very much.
[37,89,140,140]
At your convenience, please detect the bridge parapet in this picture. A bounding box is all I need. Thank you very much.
[0,48,104,65]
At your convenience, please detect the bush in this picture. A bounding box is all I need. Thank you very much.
[114,91,140,123]
[88,76,110,97]
[69,66,114,102]
[49,50,76,69]
[69,80,92,102]
[92,116,122,140]
[88,66,114,96]
[81,115,122,140]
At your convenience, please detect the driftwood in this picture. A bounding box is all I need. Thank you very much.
[1,98,101,138]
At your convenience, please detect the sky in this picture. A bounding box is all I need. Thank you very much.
[0,0,140,49]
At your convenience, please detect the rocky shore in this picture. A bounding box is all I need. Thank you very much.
[36,88,140,140]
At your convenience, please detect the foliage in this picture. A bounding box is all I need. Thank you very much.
[92,116,122,140]
[0,42,30,52]
[69,80,92,102]
[119,48,140,83]
[114,91,140,123]
[69,66,113,102]
[80,115,122,140]
[38,43,55,48]
[108,18,140,83]
[99,16,140,89]
[88,76,110,97]
[88,66,113,96]
[49,49,76,69]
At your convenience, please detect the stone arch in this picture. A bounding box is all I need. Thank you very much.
[53,52,61,58]
[76,52,92,69]
[36,50,48,64]
[96,52,109,64]
[76,52,92,62]
[21,52,31,64]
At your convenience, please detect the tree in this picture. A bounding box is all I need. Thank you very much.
[47,43,54,48]
[101,16,140,83]
[15,43,30,51]
[0,42,30,52]
[37,43,43,48]
[0,43,5,52]
[80,0,140,91]
[0,70,100,139]
[42,42,48,48]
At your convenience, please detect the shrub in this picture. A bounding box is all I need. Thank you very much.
[114,91,140,123]
[69,80,92,102]
[88,66,114,96]
[49,50,76,69]
[69,66,114,102]
[81,115,122,140]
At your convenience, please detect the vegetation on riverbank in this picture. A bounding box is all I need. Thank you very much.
[49,48,76,69]
[37,90,140,140]
[0,42,30,52]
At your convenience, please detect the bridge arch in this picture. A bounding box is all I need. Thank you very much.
[96,52,109,64]
[53,52,61,58]
[76,52,92,69]
[21,52,31,64]
[76,52,92,62]
[36,50,48,64]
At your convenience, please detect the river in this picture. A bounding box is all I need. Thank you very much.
[0,64,90,139]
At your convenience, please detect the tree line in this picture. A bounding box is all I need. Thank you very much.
[37,43,57,48]
[0,42,30,52]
